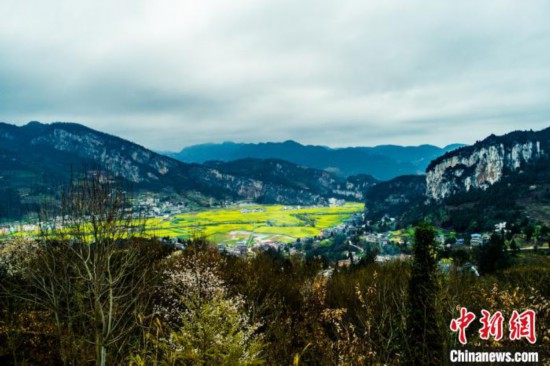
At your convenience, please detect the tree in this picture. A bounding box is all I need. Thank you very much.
[41,171,142,245]
[130,248,265,365]
[540,225,549,237]
[476,233,509,275]
[406,222,443,365]
[0,238,46,364]
[151,293,264,365]
[510,239,519,254]
[6,171,162,366]
[540,225,550,251]
[524,224,535,242]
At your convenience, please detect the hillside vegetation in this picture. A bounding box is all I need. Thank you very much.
[0,175,547,365]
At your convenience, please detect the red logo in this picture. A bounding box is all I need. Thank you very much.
[450,308,536,344]
[509,310,536,344]
[450,307,476,345]
[479,310,504,341]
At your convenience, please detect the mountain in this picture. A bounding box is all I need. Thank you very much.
[167,141,464,180]
[358,127,550,230]
[420,127,550,230]
[426,127,550,200]
[203,159,377,203]
[0,121,202,191]
[364,175,426,220]
[0,122,374,220]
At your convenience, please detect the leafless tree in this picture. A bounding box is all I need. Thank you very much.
[5,170,163,366]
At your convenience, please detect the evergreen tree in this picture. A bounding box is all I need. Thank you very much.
[476,233,509,274]
[510,239,519,254]
[524,224,535,242]
[406,222,443,365]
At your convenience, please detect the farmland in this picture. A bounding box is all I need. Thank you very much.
[145,202,364,245]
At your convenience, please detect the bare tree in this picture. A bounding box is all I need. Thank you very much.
[6,170,162,366]
[40,170,143,245]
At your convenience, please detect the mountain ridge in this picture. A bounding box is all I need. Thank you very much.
[166,140,465,180]
[359,127,550,230]
[0,121,377,220]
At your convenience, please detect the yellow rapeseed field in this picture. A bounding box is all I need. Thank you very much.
[145,202,363,244]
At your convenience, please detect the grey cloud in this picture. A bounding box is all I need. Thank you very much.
[1,0,549,150]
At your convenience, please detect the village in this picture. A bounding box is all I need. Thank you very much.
[0,192,516,276]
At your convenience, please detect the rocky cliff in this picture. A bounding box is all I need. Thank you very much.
[426,128,549,200]
[27,122,177,184]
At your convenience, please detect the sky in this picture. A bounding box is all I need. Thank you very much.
[1,0,549,151]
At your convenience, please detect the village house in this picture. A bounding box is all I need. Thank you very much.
[470,233,483,246]
[495,222,507,232]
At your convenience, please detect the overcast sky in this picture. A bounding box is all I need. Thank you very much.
[1,0,549,151]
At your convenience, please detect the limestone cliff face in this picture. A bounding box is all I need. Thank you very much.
[426,129,549,200]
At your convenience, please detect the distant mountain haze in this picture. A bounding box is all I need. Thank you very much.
[166,141,465,180]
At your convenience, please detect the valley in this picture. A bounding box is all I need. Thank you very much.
[0,199,364,250]
[1,122,549,365]
[145,202,363,247]
[2,3,550,363]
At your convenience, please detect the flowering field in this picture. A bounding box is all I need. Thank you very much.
[145,202,363,244]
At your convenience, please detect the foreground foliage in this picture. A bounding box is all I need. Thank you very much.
[0,175,548,365]
[1,238,549,365]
